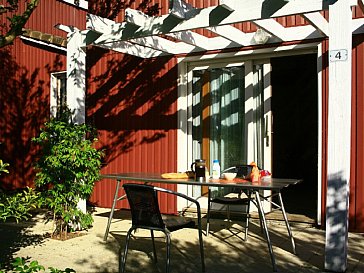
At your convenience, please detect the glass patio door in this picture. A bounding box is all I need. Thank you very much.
[189,61,272,196]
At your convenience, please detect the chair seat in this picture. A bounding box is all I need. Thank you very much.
[162,216,196,232]
[121,183,205,273]
[211,197,250,205]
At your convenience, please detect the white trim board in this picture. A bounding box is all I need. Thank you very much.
[59,0,88,10]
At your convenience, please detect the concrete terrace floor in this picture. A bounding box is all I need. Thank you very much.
[1,208,363,273]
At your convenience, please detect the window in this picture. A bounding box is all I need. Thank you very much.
[192,66,247,171]
[50,72,67,118]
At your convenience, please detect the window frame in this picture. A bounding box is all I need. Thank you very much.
[50,71,67,118]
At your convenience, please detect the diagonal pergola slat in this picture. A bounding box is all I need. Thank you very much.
[87,0,364,56]
[302,12,329,36]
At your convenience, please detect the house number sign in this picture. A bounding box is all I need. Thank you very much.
[329,49,348,62]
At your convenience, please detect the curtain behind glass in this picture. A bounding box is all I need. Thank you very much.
[210,66,245,171]
[192,70,204,161]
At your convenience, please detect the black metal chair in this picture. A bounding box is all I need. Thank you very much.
[120,183,205,273]
[206,165,253,240]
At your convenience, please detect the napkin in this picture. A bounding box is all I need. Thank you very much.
[161,172,189,179]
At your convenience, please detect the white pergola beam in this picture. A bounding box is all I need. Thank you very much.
[86,14,140,45]
[55,23,79,33]
[97,41,165,58]
[60,0,88,10]
[88,13,242,53]
[284,24,325,40]
[168,30,243,50]
[170,0,246,46]
[125,8,154,27]
[86,5,364,56]
[170,0,201,19]
[86,14,167,58]
[130,36,197,55]
[253,19,326,42]
[253,19,286,41]
[166,31,209,49]
[125,8,206,48]
[221,0,357,18]
[302,12,329,36]
[352,17,364,34]
[125,8,237,49]
[88,0,342,42]
[207,25,249,46]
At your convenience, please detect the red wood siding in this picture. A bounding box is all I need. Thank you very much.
[87,48,178,213]
[350,34,364,231]
[0,0,85,189]
[0,40,67,189]
[27,1,86,36]
[89,0,170,20]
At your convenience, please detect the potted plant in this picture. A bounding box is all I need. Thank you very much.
[32,108,103,239]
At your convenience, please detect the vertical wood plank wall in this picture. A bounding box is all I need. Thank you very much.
[0,0,86,188]
[86,48,179,213]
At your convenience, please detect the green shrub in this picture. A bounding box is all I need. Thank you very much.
[0,187,41,222]
[32,108,103,236]
[0,257,75,273]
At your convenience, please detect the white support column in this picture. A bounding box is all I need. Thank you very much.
[66,30,87,214]
[66,30,87,124]
[325,0,352,271]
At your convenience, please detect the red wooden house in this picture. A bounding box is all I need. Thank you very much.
[1,0,364,270]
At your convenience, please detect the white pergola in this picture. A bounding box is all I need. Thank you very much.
[60,0,364,272]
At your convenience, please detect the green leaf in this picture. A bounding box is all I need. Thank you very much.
[31,106,103,234]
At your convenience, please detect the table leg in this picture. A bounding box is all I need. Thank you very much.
[255,191,277,272]
[278,191,296,254]
[104,179,122,242]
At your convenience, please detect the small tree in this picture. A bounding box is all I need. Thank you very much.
[32,109,103,238]
[0,0,41,48]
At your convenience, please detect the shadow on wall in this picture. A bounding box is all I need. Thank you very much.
[0,47,63,189]
[84,1,178,166]
[86,46,178,165]
[325,172,350,271]
[88,0,162,19]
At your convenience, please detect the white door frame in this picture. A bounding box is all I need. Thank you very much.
[176,43,322,219]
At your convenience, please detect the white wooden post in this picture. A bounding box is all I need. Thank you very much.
[66,30,86,125]
[325,0,352,271]
[66,30,87,213]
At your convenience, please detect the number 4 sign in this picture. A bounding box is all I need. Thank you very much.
[329,49,348,62]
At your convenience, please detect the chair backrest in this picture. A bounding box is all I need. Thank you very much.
[222,165,254,179]
[235,165,254,179]
[123,183,165,230]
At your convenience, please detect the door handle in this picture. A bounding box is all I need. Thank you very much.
[264,115,273,147]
